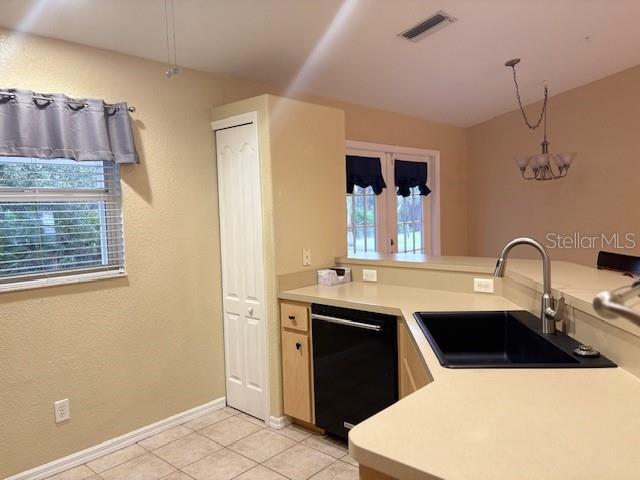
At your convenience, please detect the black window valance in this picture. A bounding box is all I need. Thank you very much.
[346,155,387,195]
[394,159,431,197]
[0,89,139,164]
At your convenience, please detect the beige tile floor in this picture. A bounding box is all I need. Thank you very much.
[45,407,358,480]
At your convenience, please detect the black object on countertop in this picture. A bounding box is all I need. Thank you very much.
[597,250,640,277]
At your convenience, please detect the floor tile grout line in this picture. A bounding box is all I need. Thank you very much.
[307,458,342,479]
[297,438,348,460]
[83,444,150,476]
[177,447,263,480]
[148,449,180,474]
[49,411,260,480]
[71,411,326,480]
[226,430,299,465]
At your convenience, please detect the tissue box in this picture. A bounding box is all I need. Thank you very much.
[317,267,352,286]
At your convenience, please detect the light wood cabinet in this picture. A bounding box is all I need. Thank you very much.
[282,329,313,422]
[398,320,430,398]
[281,300,313,423]
[281,300,309,332]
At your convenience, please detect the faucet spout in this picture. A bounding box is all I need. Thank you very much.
[493,237,563,334]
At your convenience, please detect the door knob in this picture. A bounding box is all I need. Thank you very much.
[247,306,254,316]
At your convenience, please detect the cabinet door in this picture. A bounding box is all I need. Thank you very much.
[398,321,430,398]
[282,331,313,422]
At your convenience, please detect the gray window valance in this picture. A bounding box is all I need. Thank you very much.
[0,89,139,164]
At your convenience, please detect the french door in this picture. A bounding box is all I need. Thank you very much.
[346,142,440,256]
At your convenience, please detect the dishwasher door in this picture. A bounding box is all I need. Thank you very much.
[311,304,398,439]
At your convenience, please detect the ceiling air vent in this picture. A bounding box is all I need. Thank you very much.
[399,11,457,42]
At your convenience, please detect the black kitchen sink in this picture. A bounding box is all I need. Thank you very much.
[414,310,616,368]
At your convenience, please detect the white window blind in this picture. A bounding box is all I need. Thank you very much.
[0,157,125,290]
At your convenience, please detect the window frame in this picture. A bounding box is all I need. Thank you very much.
[0,158,126,293]
[345,140,441,256]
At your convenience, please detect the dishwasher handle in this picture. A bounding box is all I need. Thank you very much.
[311,313,382,332]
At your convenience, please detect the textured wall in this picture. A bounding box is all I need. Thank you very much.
[0,30,275,477]
[467,64,640,265]
[212,95,346,420]
[317,99,470,256]
[0,29,469,477]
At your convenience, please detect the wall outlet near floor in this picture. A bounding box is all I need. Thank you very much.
[362,269,378,282]
[302,248,311,266]
[473,278,495,294]
[54,398,70,423]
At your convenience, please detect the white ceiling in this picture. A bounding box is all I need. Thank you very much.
[1,0,640,127]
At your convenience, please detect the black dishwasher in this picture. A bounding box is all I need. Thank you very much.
[311,304,398,439]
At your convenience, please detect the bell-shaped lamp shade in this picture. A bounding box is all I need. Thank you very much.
[555,153,576,167]
[533,154,550,168]
[514,156,530,169]
[565,152,577,166]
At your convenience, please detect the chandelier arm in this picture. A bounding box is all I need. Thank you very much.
[547,163,563,179]
[510,65,548,130]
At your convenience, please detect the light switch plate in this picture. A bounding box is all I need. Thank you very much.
[362,269,378,282]
[302,248,311,266]
[473,278,495,294]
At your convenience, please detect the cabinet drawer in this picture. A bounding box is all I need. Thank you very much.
[281,301,309,332]
[282,330,312,423]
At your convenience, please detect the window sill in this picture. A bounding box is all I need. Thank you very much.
[0,269,127,294]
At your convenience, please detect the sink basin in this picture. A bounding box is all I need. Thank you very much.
[414,311,616,368]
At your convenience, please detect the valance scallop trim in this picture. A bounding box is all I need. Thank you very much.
[346,155,387,195]
[0,89,139,164]
[395,159,431,197]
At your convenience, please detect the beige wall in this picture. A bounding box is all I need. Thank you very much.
[0,30,466,477]
[319,99,469,255]
[212,95,346,420]
[467,65,640,265]
[0,31,277,478]
[268,96,347,274]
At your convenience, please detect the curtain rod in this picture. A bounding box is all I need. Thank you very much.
[0,91,136,112]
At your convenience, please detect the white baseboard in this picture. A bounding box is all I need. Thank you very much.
[7,396,226,480]
[268,415,292,430]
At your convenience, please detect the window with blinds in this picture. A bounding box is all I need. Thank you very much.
[0,157,125,290]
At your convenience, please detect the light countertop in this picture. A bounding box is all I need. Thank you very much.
[338,253,640,337]
[279,281,640,480]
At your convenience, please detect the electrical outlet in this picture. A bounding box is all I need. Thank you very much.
[54,399,70,423]
[473,278,495,294]
[302,248,311,266]
[362,269,378,282]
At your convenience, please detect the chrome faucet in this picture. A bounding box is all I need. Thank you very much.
[493,237,565,334]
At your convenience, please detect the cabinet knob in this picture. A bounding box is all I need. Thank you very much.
[248,306,254,316]
[288,315,296,321]
[295,342,302,350]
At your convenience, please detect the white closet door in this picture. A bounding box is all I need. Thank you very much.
[216,122,267,420]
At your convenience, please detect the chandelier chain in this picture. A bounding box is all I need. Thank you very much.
[510,65,548,130]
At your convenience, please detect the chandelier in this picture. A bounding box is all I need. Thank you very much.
[505,58,576,181]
